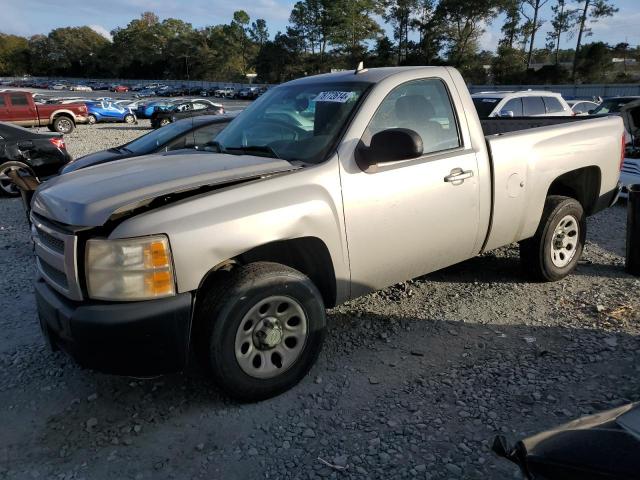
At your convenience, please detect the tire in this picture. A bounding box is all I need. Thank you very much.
[193,262,326,402]
[0,165,20,197]
[520,196,586,282]
[124,114,135,124]
[52,116,74,134]
[87,114,97,125]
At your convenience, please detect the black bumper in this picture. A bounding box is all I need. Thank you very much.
[35,279,194,376]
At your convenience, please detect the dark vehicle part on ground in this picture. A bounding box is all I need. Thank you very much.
[0,122,71,197]
[5,164,40,219]
[150,101,224,129]
[626,184,640,276]
[493,402,640,480]
[61,113,237,174]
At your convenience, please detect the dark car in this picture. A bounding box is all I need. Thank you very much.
[150,100,225,129]
[0,122,72,196]
[236,87,261,100]
[61,113,237,174]
[591,96,640,115]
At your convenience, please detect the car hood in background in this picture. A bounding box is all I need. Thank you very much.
[60,148,127,174]
[32,152,299,227]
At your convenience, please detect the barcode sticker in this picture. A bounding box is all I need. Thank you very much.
[314,91,355,103]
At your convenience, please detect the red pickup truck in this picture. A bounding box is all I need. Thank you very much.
[0,91,88,134]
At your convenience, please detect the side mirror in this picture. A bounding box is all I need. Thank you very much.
[356,128,423,172]
[498,110,515,118]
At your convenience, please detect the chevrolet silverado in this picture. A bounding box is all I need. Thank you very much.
[29,66,623,401]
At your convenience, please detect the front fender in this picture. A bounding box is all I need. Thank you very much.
[108,159,350,302]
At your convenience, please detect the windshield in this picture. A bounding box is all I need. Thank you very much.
[123,120,195,153]
[472,97,500,118]
[214,81,371,163]
[592,98,638,114]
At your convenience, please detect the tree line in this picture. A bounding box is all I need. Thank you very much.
[0,0,633,85]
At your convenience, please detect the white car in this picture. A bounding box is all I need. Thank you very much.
[567,100,600,116]
[69,85,93,92]
[472,90,573,118]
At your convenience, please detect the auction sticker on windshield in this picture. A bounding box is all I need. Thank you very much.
[314,91,355,103]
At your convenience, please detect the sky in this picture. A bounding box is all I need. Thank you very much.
[2,0,639,52]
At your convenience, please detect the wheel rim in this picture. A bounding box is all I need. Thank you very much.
[125,115,135,124]
[0,169,19,195]
[234,295,308,379]
[160,119,170,126]
[88,115,96,125]
[57,118,72,133]
[550,214,579,268]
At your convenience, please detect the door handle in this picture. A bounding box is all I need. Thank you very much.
[444,168,474,183]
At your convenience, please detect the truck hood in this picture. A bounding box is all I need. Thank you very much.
[32,151,299,227]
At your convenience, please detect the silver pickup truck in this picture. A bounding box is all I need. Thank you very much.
[30,67,623,400]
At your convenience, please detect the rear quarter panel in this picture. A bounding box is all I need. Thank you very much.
[483,115,623,251]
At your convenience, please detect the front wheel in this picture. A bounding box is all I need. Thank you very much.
[124,114,136,124]
[194,262,326,401]
[520,196,586,281]
[87,114,97,125]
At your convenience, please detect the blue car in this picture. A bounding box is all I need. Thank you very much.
[135,100,178,119]
[86,101,137,124]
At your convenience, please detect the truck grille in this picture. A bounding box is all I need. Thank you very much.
[31,215,83,301]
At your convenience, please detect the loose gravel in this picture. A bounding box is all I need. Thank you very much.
[1,123,639,480]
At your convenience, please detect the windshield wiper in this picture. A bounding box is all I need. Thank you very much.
[224,145,281,159]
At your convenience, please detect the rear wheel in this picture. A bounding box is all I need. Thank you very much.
[52,116,74,134]
[159,118,171,127]
[194,262,326,401]
[87,114,97,125]
[0,165,20,197]
[520,196,586,281]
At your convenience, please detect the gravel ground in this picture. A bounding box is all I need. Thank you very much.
[1,123,639,479]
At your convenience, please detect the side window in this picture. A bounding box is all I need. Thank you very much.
[193,123,227,146]
[9,94,28,106]
[0,96,5,107]
[364,78,461,155]
[522,96,546,116]
[543,96,565,114]
[502,98,523,116]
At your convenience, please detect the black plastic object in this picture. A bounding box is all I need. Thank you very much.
[627,184,640,276]
[493,403,640,480]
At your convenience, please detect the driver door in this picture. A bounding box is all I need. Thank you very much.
[340,77,482,297]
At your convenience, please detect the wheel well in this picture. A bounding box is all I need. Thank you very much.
[547,166,601,215]
[52,113,75,124]
[199,237,337,308]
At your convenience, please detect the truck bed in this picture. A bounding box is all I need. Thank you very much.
[481,115,623,252]
[481,116,603,136]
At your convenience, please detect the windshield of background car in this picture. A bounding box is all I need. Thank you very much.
[214,81,371,163]
[124,120,195,153]
[592,98,637,114]
[472,97,500,118]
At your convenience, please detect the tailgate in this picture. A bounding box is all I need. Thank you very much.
[483,116,624,251]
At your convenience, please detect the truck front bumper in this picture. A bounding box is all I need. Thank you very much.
[35,279,194,376]
[75,115,89,124]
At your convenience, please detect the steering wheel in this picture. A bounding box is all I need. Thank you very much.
[240,119,306,147]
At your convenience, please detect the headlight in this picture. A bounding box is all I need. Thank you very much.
[85,235,176,301]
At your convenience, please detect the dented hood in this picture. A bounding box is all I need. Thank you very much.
[32,151,298,227]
